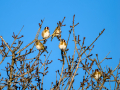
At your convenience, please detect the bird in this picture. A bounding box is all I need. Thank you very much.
[42,27,50,39]
[59,39,67,59]
[92,69,101,80]
[42,27,50,44]
[59,39,67,50]
[35,40,48,53]
[51,26,61,41]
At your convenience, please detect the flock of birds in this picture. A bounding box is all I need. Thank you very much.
[35,25,67,53]
[35,25,102,80]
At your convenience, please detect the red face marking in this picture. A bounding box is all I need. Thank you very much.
[44,27,49,30]
[46,27,49,30]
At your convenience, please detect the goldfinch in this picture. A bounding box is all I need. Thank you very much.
[42,27,50,44]
[59,39,67,59]
[35,40,48,53]
[92,69,101,80]
[51,26,61,41]
[42,27,50,39]
[59,39,67,50]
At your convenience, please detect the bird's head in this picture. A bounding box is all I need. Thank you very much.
[35,40,39,45]
[61,39,66,42]
[44,27,49,30]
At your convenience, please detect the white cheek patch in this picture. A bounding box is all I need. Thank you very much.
[36,45,41,50]
[44,31,50,38]
[59,43,66,49]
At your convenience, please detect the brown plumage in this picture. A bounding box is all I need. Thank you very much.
[92,69,101,80]
[35,40,48,53]
[51,26,61,41]
[59,39,67,50]
[42,27,50,39]
[42,27,50,44]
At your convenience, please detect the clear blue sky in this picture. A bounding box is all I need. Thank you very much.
[0,0,120,89]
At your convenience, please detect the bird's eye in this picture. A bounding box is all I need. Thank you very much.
[47,27,49,29]
[45,27,49,30]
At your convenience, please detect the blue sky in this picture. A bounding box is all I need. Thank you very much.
[0,0,120,89]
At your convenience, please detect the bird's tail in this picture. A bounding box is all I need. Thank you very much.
[61,50,64,59]
[44,46,47,50]
[44,46,48,53]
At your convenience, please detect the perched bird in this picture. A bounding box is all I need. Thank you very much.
[35,40,48,53]
[42,27,50,44]
[59,39,67,50]
[59,39,67,59]
[92,69,101,80]
[42,27,50,39]
[51,26,61,41]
